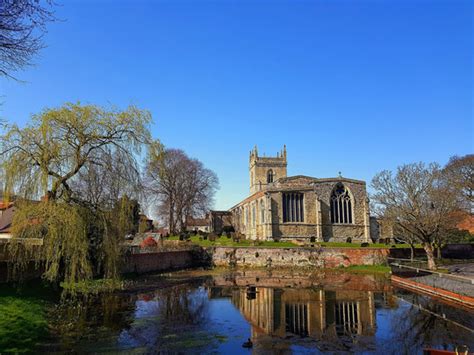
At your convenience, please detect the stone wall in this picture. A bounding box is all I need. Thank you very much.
[210,246,389,268]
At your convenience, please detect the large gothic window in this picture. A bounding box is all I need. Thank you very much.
[282,192,304,222]
[260,199,265,223]
[267,170,274,183]
[330,183,353,224]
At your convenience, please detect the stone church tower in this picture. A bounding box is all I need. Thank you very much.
[249,145,287,194]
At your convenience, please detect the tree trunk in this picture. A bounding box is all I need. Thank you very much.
[169,198,175,235]
[423,243,437,270]
[409,244,415,262]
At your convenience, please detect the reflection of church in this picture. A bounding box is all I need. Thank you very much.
[231,287,376,341]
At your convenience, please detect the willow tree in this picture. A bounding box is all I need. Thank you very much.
[0,102,158,283]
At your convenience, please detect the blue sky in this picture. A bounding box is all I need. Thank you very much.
[1,0,472,210]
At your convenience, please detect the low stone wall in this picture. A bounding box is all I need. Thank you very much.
[122,250,196,274]
[210,247,390,268]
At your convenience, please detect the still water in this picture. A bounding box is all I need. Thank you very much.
[3,269,474,354]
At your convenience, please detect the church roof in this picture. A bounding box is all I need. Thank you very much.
[229,191,265,211]
[275,175,366,185]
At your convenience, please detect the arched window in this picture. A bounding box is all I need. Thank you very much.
[267,169,274,183]
[330,183,353,224]
[260,200,265,223]
[252,204,256,227]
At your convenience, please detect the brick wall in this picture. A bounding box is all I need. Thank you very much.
[121,250,196,274]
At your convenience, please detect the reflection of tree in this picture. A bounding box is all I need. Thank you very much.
[48,293,135,349]
[117,285,211,351]
[386,293,474,353]
[47,285,211,352]
[153,285,209,326]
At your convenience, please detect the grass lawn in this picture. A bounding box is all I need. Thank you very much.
[0,296,48,353]
[170,235,298,248]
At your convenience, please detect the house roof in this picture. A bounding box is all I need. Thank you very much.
[187,217,209,226]
[0,206,14,233]
[0,201,14,210]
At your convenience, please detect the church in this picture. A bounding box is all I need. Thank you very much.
[229,146,373,243]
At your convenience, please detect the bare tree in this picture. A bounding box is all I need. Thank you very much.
[144,148,219,234]
[443,154,474,213]
[0,0,55,79]
[371,163,461,270]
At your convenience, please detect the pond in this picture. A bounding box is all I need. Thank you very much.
[1,269,473,354]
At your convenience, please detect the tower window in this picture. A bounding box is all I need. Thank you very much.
[330,183,353,224]
[282,192,304,222]
[267,170,274,183]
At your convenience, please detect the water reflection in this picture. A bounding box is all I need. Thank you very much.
[224,286,378,352]
[38,270,474,353]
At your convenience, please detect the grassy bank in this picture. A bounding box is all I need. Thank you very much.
[166,235,419,249]
[0,296,48,353]
[338,264,391,273]
[167,235,297,247]
[0,280,62,353]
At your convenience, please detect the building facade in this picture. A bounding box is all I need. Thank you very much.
[229,146,373,243]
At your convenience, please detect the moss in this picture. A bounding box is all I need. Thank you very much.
[0,296,48,353]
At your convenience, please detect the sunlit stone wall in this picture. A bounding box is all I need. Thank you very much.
[210,246,389,268]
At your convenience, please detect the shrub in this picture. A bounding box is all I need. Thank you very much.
[223,225,235,233]
[140,236,157,248]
